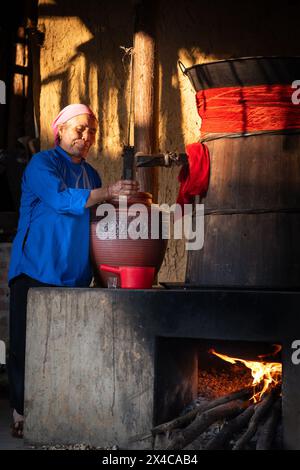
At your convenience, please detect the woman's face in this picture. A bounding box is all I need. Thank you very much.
[58,114,97,162]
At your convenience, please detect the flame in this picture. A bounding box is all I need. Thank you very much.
[210,345,282,403]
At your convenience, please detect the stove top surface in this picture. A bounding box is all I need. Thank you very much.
[159,282,300,292]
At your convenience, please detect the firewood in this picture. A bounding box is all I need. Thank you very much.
[154,431,175,450]
[256,398,282,450]
[151,386,252,436]
[166,399,249,450]
[151,401,210,437]
[205,403,256,450]
[232,388,279,450]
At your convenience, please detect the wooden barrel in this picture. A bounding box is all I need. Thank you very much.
[185,57,300,288]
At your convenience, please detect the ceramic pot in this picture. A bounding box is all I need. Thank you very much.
[90,192,168,287]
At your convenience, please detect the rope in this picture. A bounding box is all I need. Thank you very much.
[199,128,300,143]
[120,46,134,146]
[204,207,300,216]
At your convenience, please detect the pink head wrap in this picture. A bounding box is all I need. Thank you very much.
[51,104,97,145]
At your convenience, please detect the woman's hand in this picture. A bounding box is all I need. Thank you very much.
[106,179,139,200]
[85,180,139,208]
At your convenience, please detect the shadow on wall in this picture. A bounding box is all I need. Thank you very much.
[38,0,134,165]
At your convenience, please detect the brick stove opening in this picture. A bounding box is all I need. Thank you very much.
[154,337,282,450]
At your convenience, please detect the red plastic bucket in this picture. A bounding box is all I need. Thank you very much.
[100,264,155,289]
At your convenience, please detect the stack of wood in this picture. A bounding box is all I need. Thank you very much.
[151,386,282,450]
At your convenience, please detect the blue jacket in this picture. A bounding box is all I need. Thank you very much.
[8,146,101,287]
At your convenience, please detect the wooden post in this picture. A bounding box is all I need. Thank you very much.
[133,0,157,198]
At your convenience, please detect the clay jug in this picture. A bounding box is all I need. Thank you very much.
[90,192,168,287]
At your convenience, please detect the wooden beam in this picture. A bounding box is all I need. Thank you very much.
[133,0,157,198]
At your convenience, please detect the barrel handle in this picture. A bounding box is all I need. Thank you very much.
[178,60,188,75]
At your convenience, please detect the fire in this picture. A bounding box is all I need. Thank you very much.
[210,346,282,403]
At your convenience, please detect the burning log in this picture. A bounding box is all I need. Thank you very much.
[205,403,256,450]
[256,398,282,450]
[232,387,279,450]
[166,399,249,450]
[152,387,252,436]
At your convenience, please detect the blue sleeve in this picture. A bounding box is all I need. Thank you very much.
[23,154,91,215]
[89,166,102,189]
[95,172,102,188]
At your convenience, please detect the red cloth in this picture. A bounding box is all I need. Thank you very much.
[196,84,300,134]
[177,142,210,206]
